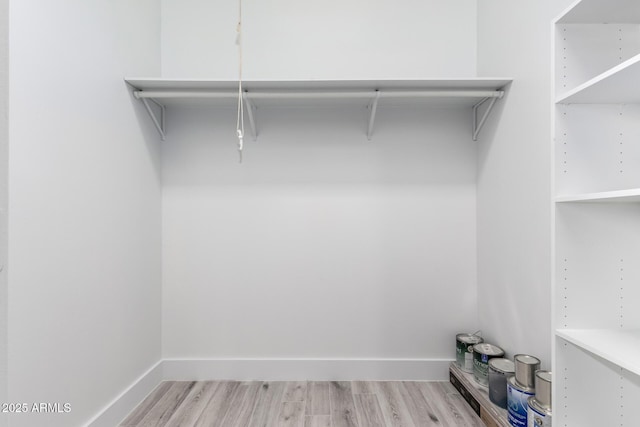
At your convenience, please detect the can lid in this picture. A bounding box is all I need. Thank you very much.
[457,333,483,344]
[473,343,504,356]
[536,370,552,383]
[489,358,515,374]
[514,354,541,366]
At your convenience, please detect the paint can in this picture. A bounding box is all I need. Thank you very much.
[527,371,552,427]
[472,343,504,386]
[527,397,552,427]
[456,333,484,373]
[488,358,515,409]
[532,370,552,409]
[507,375,535,427]
[514,354,541,389]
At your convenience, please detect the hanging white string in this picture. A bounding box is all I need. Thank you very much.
[235,0,244,163]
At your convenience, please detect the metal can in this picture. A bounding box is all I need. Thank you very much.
[456,333,484,372]
[489,358,515,409]
[533,370,552,410]
[507,375,535,427]
[472,343,504,386]
[514,354,541,389]
[527,396,552,427]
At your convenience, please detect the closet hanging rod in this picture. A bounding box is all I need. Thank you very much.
[133,89,505,100]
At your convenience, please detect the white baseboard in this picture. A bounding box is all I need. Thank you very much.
[86,360,163,427]
[87,357,453,426]
[162,358,453,381]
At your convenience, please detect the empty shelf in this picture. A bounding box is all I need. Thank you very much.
[556,189,640,203]
[556,0,640,24]
[556,328,640,376]
[557,54,640,104]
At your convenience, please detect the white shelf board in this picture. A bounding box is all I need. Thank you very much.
[556,188,640,203]
[556,328,640,376]
[125,78,512,92]
[556,54,640,104]
[556,0,640,24]
[124,78,512,107]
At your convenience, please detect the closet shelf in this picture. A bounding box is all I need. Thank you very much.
[556,54,640,104]
[125,78,511,141]
[556,0,640,24]
[556,329,640,376]
[556,188,640,203]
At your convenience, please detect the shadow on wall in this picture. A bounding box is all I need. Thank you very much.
[158,105,479,188]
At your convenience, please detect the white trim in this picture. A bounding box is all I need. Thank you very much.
[85,360,163,427]
[162,358,453,381]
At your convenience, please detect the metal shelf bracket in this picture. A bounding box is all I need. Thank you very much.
[472,93,502,141]
[243,92,258,141]
[367,90,381,140]
[137,93,166,140]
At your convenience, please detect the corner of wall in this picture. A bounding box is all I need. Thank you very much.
[476,0,554,367]
[6,1,163,425]
[0,0,9,425]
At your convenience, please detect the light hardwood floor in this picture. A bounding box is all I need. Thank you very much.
[120,381,484,427]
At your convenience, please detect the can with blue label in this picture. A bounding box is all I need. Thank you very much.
[507,375,535,427]
[527,396,552,427]
[527,370,552,427]
[472,343,504,386]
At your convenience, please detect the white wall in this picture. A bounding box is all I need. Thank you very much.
[160,1,480,375]
[161,0,478,79]
[476,0,574,368]
[7,1,161,426]
[162,106,479,373]
[0,0,8,425]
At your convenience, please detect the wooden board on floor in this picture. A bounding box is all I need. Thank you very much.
[278,401,305,427]
[306,381,330,416]
[448,362,510,427]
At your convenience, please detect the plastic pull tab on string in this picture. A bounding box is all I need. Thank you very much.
[237,129,244,163]
[235,0,245,163]
[236,85,244,163]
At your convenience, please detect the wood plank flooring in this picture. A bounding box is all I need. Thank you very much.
[121,381,483,427]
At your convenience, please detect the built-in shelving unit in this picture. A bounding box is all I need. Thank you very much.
[553,1,640,425]
[125,78,511,141]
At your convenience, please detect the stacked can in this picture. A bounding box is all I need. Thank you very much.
[527,371,552,427]
[472,343,504,386]
[488,358,515,409]
[456,333,484,373]
[507,354,540,427]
